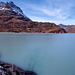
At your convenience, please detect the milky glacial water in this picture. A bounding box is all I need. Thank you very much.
[0,33,75,75]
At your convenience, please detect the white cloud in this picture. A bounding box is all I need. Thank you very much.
[23,0,75,24]
[24,3,70,20]
[30,16,75,25]
[41,8,69,19]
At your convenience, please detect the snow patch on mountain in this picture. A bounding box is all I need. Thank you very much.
[0,1,27,18]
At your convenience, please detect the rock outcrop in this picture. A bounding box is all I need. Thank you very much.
[0,61,36,75]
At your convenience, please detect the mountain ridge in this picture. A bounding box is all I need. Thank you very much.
[59,24,75,33]
[0,1,66,33]
[0,1,32,21]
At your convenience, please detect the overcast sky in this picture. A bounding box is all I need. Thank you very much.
[1,0,75,25]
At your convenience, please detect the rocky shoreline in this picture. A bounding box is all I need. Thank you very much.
[0,61,37,75]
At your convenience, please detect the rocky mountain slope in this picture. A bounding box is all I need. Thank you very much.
[0,1,66,33]
[59,24,75,33]
[0,1,31,21]
[59,24,73,29]
[66,26,75,33]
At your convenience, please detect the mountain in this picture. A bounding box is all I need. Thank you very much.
[59,24,73,29]
[59,24,75,33]
[0,1,31,21]
[0,1,66,33]
[66,26,75,33]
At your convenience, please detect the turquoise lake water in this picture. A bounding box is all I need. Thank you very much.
[0,33,75,75]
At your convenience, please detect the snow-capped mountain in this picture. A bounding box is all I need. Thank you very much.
[0,1,31,21]
[0,1,66,33]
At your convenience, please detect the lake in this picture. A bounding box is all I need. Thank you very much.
[0,33,75,75]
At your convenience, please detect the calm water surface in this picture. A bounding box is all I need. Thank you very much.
[0,33,75,75]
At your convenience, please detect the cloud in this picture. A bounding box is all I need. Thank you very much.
[30,16,75,25]
[29,16,61,24]
[24,4,70,20]
[41,8,69,19]
[20,0,75,24]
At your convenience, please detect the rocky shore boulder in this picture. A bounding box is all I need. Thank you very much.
[0,61,37,75]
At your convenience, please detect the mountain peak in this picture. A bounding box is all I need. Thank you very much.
[0,1,23,13]
[0,1,31,21]
[9,1,14,4]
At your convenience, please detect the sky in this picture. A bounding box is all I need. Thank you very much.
[1,0,75,25]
